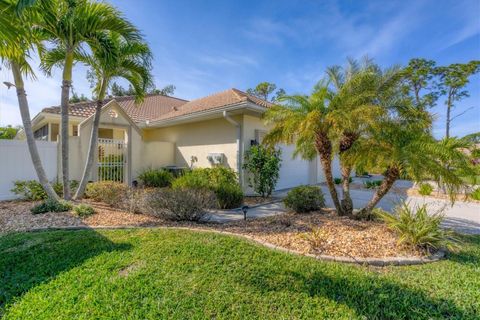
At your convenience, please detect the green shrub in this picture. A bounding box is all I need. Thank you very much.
[377,202,460,252]
[12,180,78,200]
[418,183,433,196]
[334,177,352,185]
[73,204,95,217]
[146,188,216,221]
[172,167,243,209]
[138,168,174,188]
[85,181,128,206]
[469,188,480,201]
[243,145,281,198]
[30,199,72,214]
[214,183,244,209]
[284,185,325,213]
[364,180,382,189]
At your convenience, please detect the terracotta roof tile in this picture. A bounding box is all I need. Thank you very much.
[41,89,272,123]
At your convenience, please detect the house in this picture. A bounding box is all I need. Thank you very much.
[18,88,336,192]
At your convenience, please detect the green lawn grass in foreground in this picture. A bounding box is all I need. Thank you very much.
[1,229,479,319]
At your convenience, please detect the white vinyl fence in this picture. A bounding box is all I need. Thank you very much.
[0,140,58,200]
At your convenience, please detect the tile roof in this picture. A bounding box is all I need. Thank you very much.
[151,88,273,122]
[41,88,272,123]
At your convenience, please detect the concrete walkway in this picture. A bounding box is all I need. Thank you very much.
[207,185,480,234]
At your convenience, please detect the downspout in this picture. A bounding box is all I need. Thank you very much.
[223,111,243,188]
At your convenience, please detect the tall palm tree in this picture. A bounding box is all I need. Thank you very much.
[37,0,141,199]
[326,59,402,215]
[349,110,473,219]
[0,0,58,199]
[58,34,152,199]
[263,83,345,215]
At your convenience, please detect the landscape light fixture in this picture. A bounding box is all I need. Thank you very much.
[3,81,15,89]
[241,205,249,221]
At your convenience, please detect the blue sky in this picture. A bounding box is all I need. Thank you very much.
[0,0,479,138]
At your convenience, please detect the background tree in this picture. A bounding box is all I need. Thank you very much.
[243,144,281,198]
[69,88,89,103]
[401,58,438,110]
[46,32,153,199]
[0,125,21,139]
[434,61,480,138]
[39,0,141,199]
[148,84,176,96]
[0,0,58,199]
[247,82,286,102]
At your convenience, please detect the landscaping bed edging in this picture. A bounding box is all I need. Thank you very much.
[17,225,445,267]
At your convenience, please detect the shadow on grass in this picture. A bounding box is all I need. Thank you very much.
[240,257,475,319]
[445,234,480,265]
[0,229,131,313]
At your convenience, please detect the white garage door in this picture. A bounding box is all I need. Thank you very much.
[276,144,311,190]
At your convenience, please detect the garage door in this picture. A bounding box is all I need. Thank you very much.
[276,144,311,190]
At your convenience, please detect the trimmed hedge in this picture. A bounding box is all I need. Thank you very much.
[284,185,325,213]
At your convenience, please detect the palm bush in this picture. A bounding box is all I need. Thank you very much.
[470,188,480,201]
[418,183,434,196]
[284,185,325,213]
[377,202,460,252]
[138,168,174,188]
[363,180,382,189]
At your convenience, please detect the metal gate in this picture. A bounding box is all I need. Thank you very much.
[97,138,127,183]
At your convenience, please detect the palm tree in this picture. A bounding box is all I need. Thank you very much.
[0,0,58,199]
[350,110,473,219]
[37,0,141,199]
[326,59,402,215]
[263,83,345,215]
[65,34,152,199]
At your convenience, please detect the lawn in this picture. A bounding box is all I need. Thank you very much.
[1,229,479,319]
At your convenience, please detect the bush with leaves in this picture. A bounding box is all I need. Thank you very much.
[12,180,78,200]
[284,185,325,213]
[85,181,128,206]
[243,145,281,198]
[469,188,480,201]
[334,177,352,185]
[138,168,174,188]
[364,180,382,189]
[172,167,243,209]
[377,202,459,252]
[146,187,216,221]
[73,204,95,217]
[418,183,434,196]
[31,199,72,214]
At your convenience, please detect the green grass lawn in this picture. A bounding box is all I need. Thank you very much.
[1,229,479,319]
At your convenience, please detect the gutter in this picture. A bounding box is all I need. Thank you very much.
[223,110,244,188]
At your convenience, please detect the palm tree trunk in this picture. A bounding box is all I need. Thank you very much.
[60,50,74,200]
[11,62,59,200]
[356,166,399,219]
[316,132,343,215]
[340,165,353,215]
[74,80,107,199]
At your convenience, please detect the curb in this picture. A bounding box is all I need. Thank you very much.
[15,225,445,267]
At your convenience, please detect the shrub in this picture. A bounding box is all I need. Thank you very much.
[12,180,78,200]
[377,202,460,252]
[334,177,353,185]
[418,183,434,196]
[85,181,128,206]
[214,182,243,209]
[243,145,281,198]
[469,188,480,201]
[364,180,382,189]
[73,204,95,217]
[138,168,174,188]
[146,188,216,221]
[30,198,72,214]
[284,185,325,213]
[172,167,243,209]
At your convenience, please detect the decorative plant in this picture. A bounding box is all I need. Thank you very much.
[31,199,72,215]
[284,185,325,213]
[470,188,480,201]
[138,168,174,188]
[243,145,281,198]
[418,183,434,196]
[73,204,95,217]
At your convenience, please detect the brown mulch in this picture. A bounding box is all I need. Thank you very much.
[0,200,422,259]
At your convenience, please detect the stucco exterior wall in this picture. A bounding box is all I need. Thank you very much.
[144,117,240,171]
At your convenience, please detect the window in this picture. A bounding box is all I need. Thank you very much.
[72,125,79,136]
[33,124,48,141]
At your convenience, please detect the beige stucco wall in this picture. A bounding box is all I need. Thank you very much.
[144,116,241,171]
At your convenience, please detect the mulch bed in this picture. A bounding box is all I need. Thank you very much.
[0,200,423,259]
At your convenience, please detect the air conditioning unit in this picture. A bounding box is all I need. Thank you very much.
[207,153,224,165]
